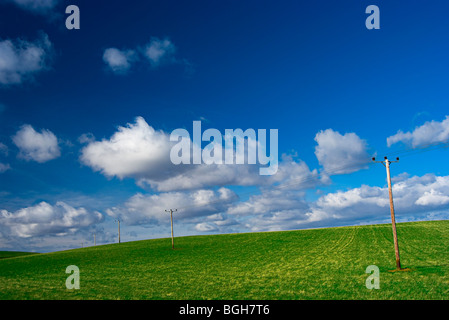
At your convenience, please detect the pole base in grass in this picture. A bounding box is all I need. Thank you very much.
[388,267,412,272]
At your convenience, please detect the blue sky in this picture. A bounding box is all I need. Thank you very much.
[1,0,449,252]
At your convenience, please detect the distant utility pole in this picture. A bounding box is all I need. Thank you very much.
[115,219,121,244]
[165,209,177,249]
[372,156,402,270]
[94,233,96,246]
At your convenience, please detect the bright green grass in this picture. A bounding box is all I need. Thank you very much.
[1,220,448,300]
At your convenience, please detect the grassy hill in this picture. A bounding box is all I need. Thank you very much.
[1,220,448,300]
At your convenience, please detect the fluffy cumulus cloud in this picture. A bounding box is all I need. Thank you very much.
[387,116,449,148]
[12,124,60,163]
[0,201,103,238]
[221,173,449,233]
[106,187,238,226]
[304,173,449,226]
[140,163,262,192]
[80,117,322,192]
[80,116,180,182]
[0,33,52,85]
[103,37,181,74]
[415,189,449,206]
[98,147,324,234]
[143,37,176,67]
[226,188,311,232]
[314,129,370,175]
[101,154,326,233]
[102,48,137,74]
[142,157,320,192]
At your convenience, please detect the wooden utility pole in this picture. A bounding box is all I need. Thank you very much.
[373,156,402,270]
[165,209,177,249]
[94,233,96,246]
[115,219,121,244]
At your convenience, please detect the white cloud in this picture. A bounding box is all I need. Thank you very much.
[195,222,218,232]
[415,189,449,206]
[102,48,137,74]
[0,201,103,238]
[226,188,311,232]
[266,154,323,190]
[99,145,323,233]
[103,37,184,75]
[223,173,449,232]
[387,116,449,148]
[80,117,321,192]
[80,116,181,182]
[0,33,52,85]
[314,129,370,175]
[143,37,176,67]
[12,124,60,163]
[227,188,308,217]
[106,187,237,226]
[303,173,449,226]
[306,185,388,224]
[77,132,95,144]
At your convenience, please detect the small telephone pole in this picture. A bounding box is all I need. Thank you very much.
[94,233,96,246]
[372,156,402,270]
[165,209,177,249]
[115,219,121,244]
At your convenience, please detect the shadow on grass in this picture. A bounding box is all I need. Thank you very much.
[411,264,449,274]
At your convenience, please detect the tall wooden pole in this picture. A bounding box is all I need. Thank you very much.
[165,209,177,249]
[170,210,174,249]
[115,219,121,244]
[373,156,402,270]
[385,158,401,270]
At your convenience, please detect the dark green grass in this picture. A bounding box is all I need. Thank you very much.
[1,220,448,300]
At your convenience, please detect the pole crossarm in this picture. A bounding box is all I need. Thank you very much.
[372,156,399,166]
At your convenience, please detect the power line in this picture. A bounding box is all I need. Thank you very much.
[380,138,449,158]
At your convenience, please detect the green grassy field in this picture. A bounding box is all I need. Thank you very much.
[1,220,448,300]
